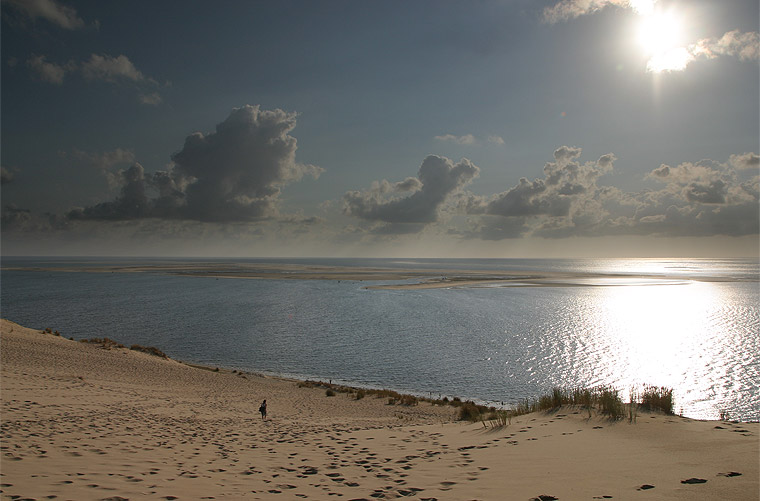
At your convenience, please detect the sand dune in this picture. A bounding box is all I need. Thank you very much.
[1,319,757,500]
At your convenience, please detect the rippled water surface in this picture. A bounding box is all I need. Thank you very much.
[2,257,758,420]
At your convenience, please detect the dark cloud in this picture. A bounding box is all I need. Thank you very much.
[67,105,322,222]
[342,155,479,227]
[170,105,323,221]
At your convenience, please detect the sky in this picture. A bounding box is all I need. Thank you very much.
[1,0,758,258]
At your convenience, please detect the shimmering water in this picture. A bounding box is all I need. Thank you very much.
[1,257,758,421]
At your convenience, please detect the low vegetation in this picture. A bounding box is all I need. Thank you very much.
[456,385,675,426]
[640,385,674,414]
[78,337,167,358]
[39,325,676,422]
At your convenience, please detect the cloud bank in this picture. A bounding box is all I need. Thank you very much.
[68,105,323,222]
[460,147,758,240]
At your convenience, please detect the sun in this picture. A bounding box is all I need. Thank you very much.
[636,9,684,56]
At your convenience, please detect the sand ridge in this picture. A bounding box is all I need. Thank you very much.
[1,319,757,500]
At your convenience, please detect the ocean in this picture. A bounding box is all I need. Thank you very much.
[1,257,758,421]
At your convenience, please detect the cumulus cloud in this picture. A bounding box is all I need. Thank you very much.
[647,30,760,73]
[26,55,73,84]
[4,0,85,29]
[343,155,479,228]
[730,152,760,171]
[462,147,758,240]
[68,163,152,220]
[68,105,323,222]
[470,146,614,219]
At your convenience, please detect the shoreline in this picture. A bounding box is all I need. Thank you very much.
[2,319,758,500]
[9,320,760,421]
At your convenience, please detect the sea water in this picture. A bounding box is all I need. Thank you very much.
[1,257,757,421]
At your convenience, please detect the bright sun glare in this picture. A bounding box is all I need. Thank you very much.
[636,7,694,73]
[637,10,683,56]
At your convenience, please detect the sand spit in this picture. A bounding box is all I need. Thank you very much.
[1,261,741,290]
[1,319,757,500]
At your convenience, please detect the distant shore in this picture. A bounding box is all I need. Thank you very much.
[1,260,741,290]
[1,318,757,500]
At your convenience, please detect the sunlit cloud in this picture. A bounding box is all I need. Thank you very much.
[456,147,759,240]
[647,30,760,73]
[545,0,759,73]
[543,0,657,24]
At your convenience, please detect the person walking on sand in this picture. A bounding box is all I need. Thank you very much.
[259,399,267,420]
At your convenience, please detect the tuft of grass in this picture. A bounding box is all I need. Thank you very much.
[325,389,336,397]
[80,337,125,349]
[640,385,674,415]
[399,395,418,406]
[130,344,168,358]
[355,389,365,400]
[597,386,625,419]
[628,387,638,423]
[458,401,482,422]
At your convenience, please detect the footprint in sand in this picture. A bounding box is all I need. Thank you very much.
[439,481,456,491]
[718,472,742,477]
[681,478,707,484]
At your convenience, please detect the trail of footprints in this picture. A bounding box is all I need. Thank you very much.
[1,402,754,500]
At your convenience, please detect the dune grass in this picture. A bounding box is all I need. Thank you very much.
[457,384,675,426]
[640,385,674,414]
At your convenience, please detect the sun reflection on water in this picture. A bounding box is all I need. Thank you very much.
[588,280,756,419]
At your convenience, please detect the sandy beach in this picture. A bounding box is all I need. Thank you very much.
[1,319,757,500]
